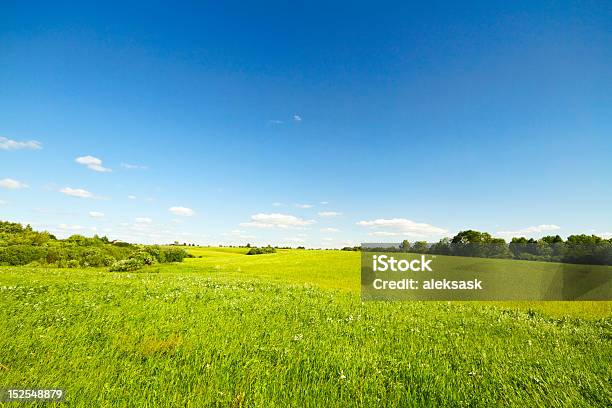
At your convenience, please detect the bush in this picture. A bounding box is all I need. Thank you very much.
[0,221,190,267]
[109,258,144,272]
[82,248,114,267]
[0,245,47,266]
[246,246,276,255]
[67,259,80,268]
[102,256,116,266]
[341,246,361,251]
[142,246,165,263]
[163,248,188,262]
[129,250,156,266]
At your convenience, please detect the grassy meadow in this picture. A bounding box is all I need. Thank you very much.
[0,247,610,406]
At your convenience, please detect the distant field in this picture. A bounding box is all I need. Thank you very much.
[0,247,610,406]
[183,247,612,318]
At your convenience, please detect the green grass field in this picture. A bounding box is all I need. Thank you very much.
[1,248,610,406]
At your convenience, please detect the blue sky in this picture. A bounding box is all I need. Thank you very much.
[1,1,611,246]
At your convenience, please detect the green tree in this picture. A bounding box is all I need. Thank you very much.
[411,241,429,253]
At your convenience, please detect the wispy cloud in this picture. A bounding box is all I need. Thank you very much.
[58,224,96,232]
[268,120,284,125]
[320,227,340,232]
[169,206,195,217]
[240,213,315,229]
[60,187,95,199]
[369,231,402,237]
[135,217,153,225]
[0,136,42,150]
[320,201,328,205]
[293,114,302,122]
[0,199,6,205]
[272,202,284,207]
[497,224,561,238]
[75,155,112,173]
[318,211,342,217]
[121,163,148,170]
[295,203,313,209]
[357,218,448,238]
[0,178,28,189]
[88,211,104,218]
[222,229,255,239]
[128,195,137,200]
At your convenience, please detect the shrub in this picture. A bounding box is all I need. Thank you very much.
[67,259,80,268]
[162,248,188,262]
[129,250,156,266]
[246,246,276,255]
[103,256,116,266]
[109,258,144,272]
[45,248,63,265]
[82,248,112,267]
[142,246,165,263]
[0,245,46,265]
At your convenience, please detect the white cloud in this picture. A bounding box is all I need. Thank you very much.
[272,202,284,207]
[285,237,305,243]
[240,213,316,229]
[58,224,85,231]
[60,187,94,199]
[295,203,313,209]
[320,201,328,205]
[169,206,195,217]
[222,229,256,239]
[318,211,342,217]
[268,120,284,125]
[0,136,42,150]
[57,224,96,232]
[0,178,28,189]
[135,217,153,224]
[357,218,448,237]
[0,199,6,205]
[600,232,612,239]
[293,114,302,122]
[497,224,561,237]
[369,231,402,237]
[320,227,340,233]
[121,163,148,170]
[89,211,104,218]
[75,155,111,173]
[127,195,136,200]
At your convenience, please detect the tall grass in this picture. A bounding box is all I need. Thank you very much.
[0,248,610,406]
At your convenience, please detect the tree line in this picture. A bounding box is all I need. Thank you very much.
[365,230,612,266]
[0,220,189,271]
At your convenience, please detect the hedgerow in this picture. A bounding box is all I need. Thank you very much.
[0,221,189,271]
[246,246,276,255]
